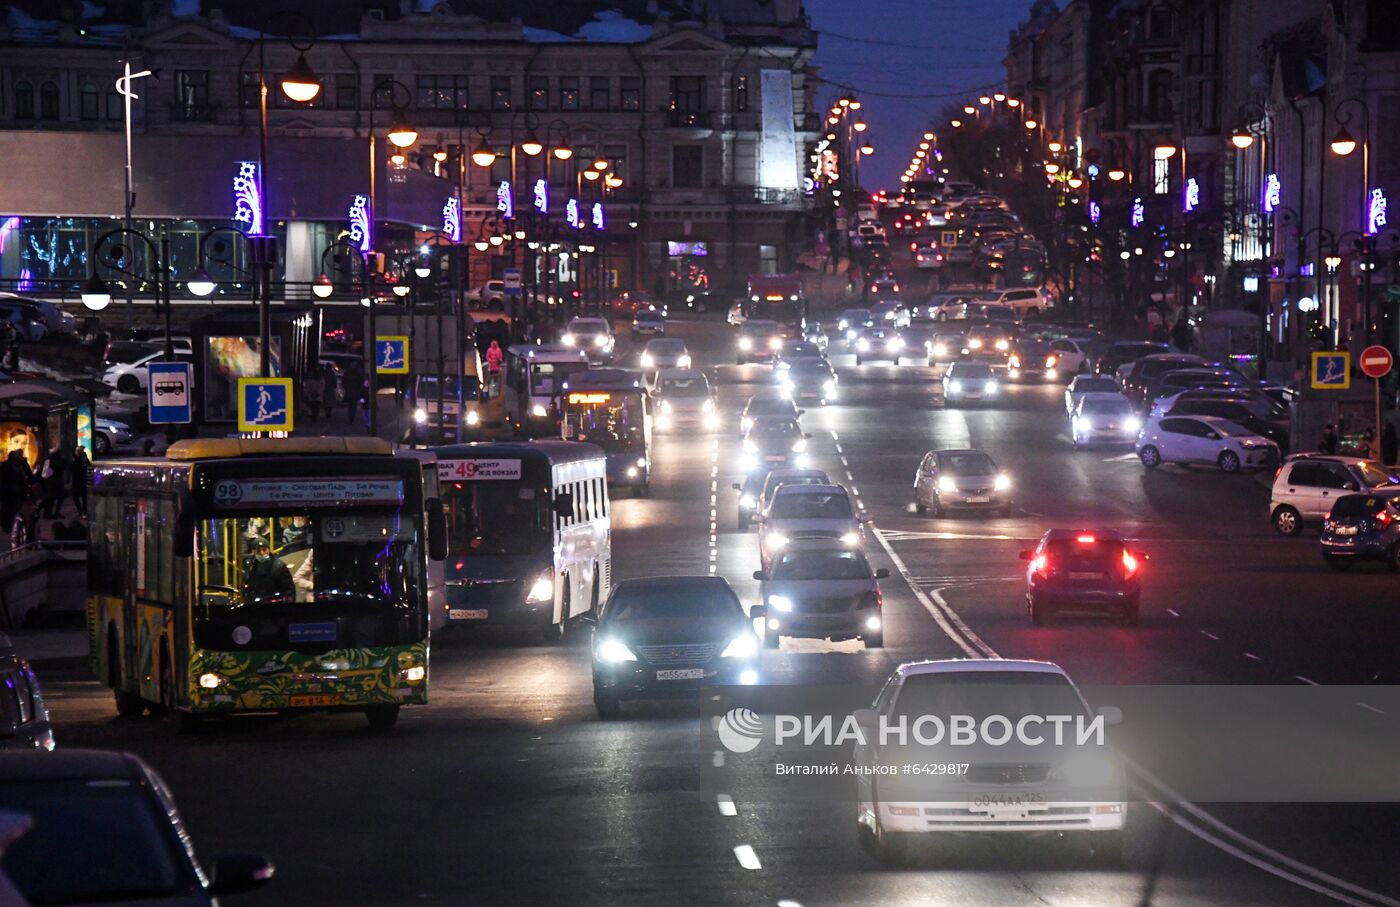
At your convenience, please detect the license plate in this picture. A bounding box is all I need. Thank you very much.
[965,496,991,504]
[1069,572,1102,580]
[656,668,704,681]
[289,694,341,707]
[450,608,489,620]
[1337,526,1359,536]
[765,455,785,461]
[972,792,1044,809]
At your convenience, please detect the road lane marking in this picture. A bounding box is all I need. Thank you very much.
[733,845,762,870]
[1167,608,1180,618]
[1358,703,1384,715]
[713,750,725,767]
[1297,676,1319,685]
[1200,630,1219,641]
[1244,652,1262,662]
[717,794,737,817]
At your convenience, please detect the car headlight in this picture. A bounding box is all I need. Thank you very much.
[561,333,576,346]
[594,334,608,347]
[839,531,860,546]
[198,672,226,689]
[656,414,672,430]
[414,407,428,424]
[985,380,999,394]
[659,398,672,412]
[995,339,1009,351]
[1045,355,1057,368]
[857,338,871,351]
[596,638,638,663]
[769,337,783,350]
[399,665,427,683]
[888,338,904,351]
[937,476,957,493]
[640,353,655,368]
[636,457,647,468]
[947,380,962,393]
[779,383,794,399]
[1124,416,1142,434]
[702,398,715,413]
[465,410,480,426]
[626,466,639,477]
[968,338,983,349]
[531,404,548,418]
[744,438,758,453]
[846,329,857,340]
[721,634,760,658]
[823,380,835,393]
[767,532,789,550]
[741,416,754,432]
[768,595,794,612]
[739,493,756,508]
[677,355,692,368]
[933,343,947,357]
[1073,415,1090,433]
[703,411,720,429]
[738,337,753,351]
[838,320,849,330]
[526,574,555,602]
[993,473,1011,491]
[791,438,808,453]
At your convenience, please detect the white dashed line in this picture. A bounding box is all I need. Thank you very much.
[1244,652,1262,662]
[1200,630,1219,641]
[1296,676,1319,686]
[712,750,725,767]
[1166,608,1180,618]
[716,795,737,817]
[733,845,762,870]
[1358,703,1385,715]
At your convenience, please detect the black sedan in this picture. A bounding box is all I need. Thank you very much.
[1320,490,1400,571]
[1021,529,1145,626]
[0,749,275,905]
[588,576,761,718]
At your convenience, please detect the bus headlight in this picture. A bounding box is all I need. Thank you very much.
[596,638,638,663]
[947,380,962,394]
[531,404,548,418]
[561,333,576,346]
[640,353,655,368]
[198,672,226,689]
[399,665,427,683]
[526,573,555,602]
[656,415,671,430]
[823,380,836,394]
[465,410,480,426]
[968,338,983,349]
[767,595,793,612]
[414,407,428,424]
[888,337,904,351]
[1073,416,1091,434]
[738,337,753,351]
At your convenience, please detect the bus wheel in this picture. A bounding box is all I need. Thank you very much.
[365,705,400,732]
[542,582,568,644]
[589,572,601,616]
[110,635,145,717]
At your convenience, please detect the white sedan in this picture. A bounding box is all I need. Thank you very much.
[1047,338,1090,373]
[1136,414,1279,473]
[103,351,191,395]
[1064,374,1121,415]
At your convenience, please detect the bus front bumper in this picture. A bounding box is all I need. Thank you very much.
[186,644,429,713]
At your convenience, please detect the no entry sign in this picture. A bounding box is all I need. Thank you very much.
[1359,345,1393,379]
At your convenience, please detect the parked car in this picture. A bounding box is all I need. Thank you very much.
[1095,341,1169,376]
[0,293,75,335]
[0,305,47,342]
[465,280,507,306]
[1151,390,1289,451]
[0,633,52,751]
[1270,454,1400,535]
[102,350,193,395]
[1136,414,1279,473]
[92,416,134,455]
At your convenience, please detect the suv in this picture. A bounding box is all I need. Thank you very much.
[1270,455,1400,535]
[989,287,1053,317]
[1021,530,1145,625]
[753,546,888,649]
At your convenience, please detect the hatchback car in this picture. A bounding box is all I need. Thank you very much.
[640,337,691,372]
[913,448,1012,517]
[753,547,888,649]
[1152,390,1289,451]
[588,576,760,718]
[1071,394,1140,447]
[0,749,274,904]
[1021,530,1145,625]
[755,483,868,570]
[895,326,935,365]
[961,324,1013,361]
[941,361,1000,405]
[756,467,832,517]
[740,417,809,472]
[1008,339,1061,382]
[779,358,838,405]
[1136,415,1278,473]
[1270,455,1400,535]
[631,310,666,337]
[837,309,873,341]
[1319,490,1400,570]
[652,368,716,431]
[561,317,616,363]
[853,326,904,365]
[736,319,783,364]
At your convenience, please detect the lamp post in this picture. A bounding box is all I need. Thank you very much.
[1329,97,1375,343]
[114,61,153,332]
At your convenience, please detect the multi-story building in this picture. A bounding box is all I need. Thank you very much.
[0,0,817,312]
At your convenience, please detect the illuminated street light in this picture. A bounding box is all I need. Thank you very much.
[1230,130,1255,150]
[471,138,496,167]
[1107,168,1126,182]
[387,117,419,149]
[922,131,935,141]
[312,273,334,299]
[553,141,574,161]
[188,267,215,297]
[520,132,544,156]
[979,95,991,105]
[993,92,1006,102]
[1330,126,1358,156]
[1006,98,1021,108]
[1024,119,1037,130]
[853,121,867,132]
[951,119,963,128]
[1044,162,1061,174]
[1067,175,1083,189]
[279,53,322,103]
[1048,141,1063,154]
[964,105,976,115]
[1155,143,1178,158]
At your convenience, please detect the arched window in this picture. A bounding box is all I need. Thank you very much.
[39,81,59,119]
[80,83,99,120]
[14,82,34,119]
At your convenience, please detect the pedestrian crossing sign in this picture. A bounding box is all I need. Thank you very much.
[237,378,294,432]
[375,336,409,375]
[1310,351,1350,390]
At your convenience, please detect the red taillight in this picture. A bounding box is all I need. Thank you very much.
[1076,534,1097,544]
[1376,510,1392,526]
[1031,554,1048,574]
[1121,550,1138,577]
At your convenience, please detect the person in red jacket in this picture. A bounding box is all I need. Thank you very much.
[485,340,504,397]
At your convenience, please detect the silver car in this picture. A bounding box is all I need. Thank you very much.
[562,317,616,363]
[754,483,869,570]
[652,368,716,430]
[641,338,692,372]
[753,546,889,649]
[913,448,1013,517]
[941,361,1001,405]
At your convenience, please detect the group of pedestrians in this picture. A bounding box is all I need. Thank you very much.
[1,445,90,549]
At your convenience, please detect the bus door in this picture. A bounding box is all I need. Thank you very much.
[120,499,143,693]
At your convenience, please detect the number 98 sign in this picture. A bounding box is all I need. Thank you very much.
[213,480,243,506]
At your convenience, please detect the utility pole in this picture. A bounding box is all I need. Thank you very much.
[115,61,152,333]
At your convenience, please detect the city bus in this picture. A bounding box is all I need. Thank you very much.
[433,441,610,641]
[560,368,651,493]
[87,437,447,732]
[502,343,591,438]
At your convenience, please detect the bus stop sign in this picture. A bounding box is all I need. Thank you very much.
[1359,345,1393,379]
[503,268,522,296]
[147,361,192,424]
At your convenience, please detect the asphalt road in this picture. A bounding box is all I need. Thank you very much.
[40,317,1400,906]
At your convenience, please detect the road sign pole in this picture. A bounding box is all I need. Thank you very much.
[1358,345,1394,462]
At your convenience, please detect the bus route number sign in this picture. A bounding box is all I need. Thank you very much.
[438,459,522,481]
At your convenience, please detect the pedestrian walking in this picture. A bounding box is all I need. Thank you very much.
[0,449,31,531]
[69,447,91,517]
[485,340,504,398]
[1319,423,1339,455]
[304,369,326,422]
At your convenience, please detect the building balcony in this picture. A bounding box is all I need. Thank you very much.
[728,187,802,207]
[663,109,714,139]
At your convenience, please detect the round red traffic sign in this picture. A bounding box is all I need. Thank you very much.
[1360,345,1393,379]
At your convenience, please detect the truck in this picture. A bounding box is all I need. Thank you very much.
[744,274,806,339]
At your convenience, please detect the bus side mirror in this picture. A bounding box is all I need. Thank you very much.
[552,492,575,518]
[427,499,448,562]
[173,507,194,558]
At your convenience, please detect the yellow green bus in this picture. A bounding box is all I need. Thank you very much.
[87,437,446,732]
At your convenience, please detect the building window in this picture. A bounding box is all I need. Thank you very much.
[80,83,99,120]
[735,74,748,112]
[490,153,510,185]
[105,88,122,120]
[492,76,513,111]
[238,72,259,109]
[1153,145,1174,195]
[1149,6,1174,41]
[589,76,610,111]
[1146,69,1173,122]
[13,83,33,119]
[175,70,208,117]
[335,73,359,109]
[672,144,703,188]
[418,75,468,110]
[604,144,628,182]
[669,76,704,113]
[560,77,579,111]
[39,81,59,119]
[372,75,395,108]
[527,76,548,111]
[621,76,641,112]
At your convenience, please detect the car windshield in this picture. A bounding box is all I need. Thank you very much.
[891,671,1085,723]
[752,419,799,437]
[765,474,826,497]
[953,364,994,378]
[442,480,549,557]
[659,376,708,396]
[940,452,996,475]
[648,340,687,354]
[1082,397,1132,415]
[1074,377,1119,394]
[1355,462,1400,487]
[771,549,871,580]
[569,320,607,333]
[1017,342,1053,356]
[769,491,853,520]
[606,583,741,620]
[0,778,194,904]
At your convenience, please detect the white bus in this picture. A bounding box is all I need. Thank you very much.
[432,441,611,641]
[502,344,591,438]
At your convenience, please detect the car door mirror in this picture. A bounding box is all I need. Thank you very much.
[1018,549,1033,560]
[797,409,807,416]
[209,853,276,896]
[753,569,769,581]
[1096,705,1122,726]
[750,604,766,619]
[874,568,890,579]
[1344,481,1359,492]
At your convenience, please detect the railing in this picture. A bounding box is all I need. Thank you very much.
[727,187,802,206]
[664,110,712,129]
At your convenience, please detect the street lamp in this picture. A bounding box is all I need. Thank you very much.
[81,273,112,311]
[312,273,334,298]
[1107,168,1126,182]
[1154,143,1177,158]
[952,119,963,128]
[1023,119,1037,130]
[1230,129,1255,150]
[187,267,216,298]
[279,52,321,102]
[1048,141,1063,154]
[471,137,497,168]
[1329,127,1358,157]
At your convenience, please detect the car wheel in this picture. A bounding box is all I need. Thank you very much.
[1089,830,1124,867]
[1217,450,1241,473]
[1272,505,1302,536]
[93,432,111,455]
[1138,445,1161,468]
[999,503,1013,518]
[594,686,621,719]
[738,513,750,531]
[117,374,142,395]
[1323,554,1353,572]
[540,582,567,644]
[1030,596,1049,626]
[863,627,884,649]
[914,501,926,516]
[365,704,401,731]
[854,356,863,366]
[869,786,913,867]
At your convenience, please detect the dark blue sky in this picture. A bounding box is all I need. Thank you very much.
[804,0,1033,190]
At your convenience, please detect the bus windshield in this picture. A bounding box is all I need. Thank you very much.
[530,361,590,396]
[441,480,550,556]
[418,375,481,401]
[564,393,646,451]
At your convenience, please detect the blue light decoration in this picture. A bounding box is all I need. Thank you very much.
[591,202,605,231]
[1088,201,1101,224]
[1087,164,1100,179]
[1183,177,1200,213]
[1130,197,1145,228]
[232,161,263,235]
[533,179,548,214]
[566,199,581,229]
[16,267,32,292]
[348,194,371,253]
[1368,188,1388,235]
[1300,263,1315,277]
[496,180,514,219]
[0,216,17,257]
[1262,173,1281,214]
[442,196,461,243]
